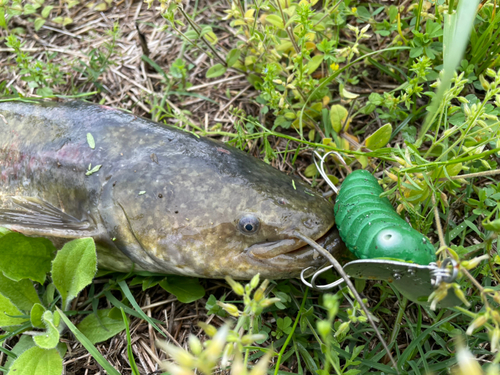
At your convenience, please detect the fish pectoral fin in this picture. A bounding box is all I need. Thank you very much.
[0,196,98,238]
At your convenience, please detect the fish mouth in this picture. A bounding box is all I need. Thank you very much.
[246,223,340,261]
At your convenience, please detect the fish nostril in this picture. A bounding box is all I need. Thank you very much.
[303,219,315,229]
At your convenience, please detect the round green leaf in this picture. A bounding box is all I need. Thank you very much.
[264,14,284,29]
[365,123,392,150]
[226,49,241,68]
[206,64,227,79]
[41,5,53,18]
[76,309,126,344]
[7,346,62,375]
[329,105,348,134]
[160,276,205,303]
[51,238,97,309]
[34,17,45,31]
[0,232,55,284]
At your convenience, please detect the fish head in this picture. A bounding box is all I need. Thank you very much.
[100,138,345,279]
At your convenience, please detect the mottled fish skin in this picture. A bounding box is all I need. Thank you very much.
[0,100,344,279]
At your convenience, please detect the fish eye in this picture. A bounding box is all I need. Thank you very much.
[238,215,260,234]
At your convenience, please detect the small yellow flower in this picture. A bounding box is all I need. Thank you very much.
[330,63,339,71]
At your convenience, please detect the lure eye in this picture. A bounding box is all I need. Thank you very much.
[238,215,260,234]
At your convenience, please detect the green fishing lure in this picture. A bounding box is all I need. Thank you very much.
[334,169,436,265]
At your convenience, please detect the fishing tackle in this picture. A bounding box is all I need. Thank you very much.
[334,169,436,265]
[302,151,461,308]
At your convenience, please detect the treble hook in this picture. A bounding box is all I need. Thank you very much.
[300,264,348,291]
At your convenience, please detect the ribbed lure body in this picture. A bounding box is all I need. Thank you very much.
[334,170,436,265]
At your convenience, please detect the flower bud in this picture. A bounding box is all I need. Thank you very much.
[249,274,260,290]
[490,310,500,325]
[253,288,264,302]
[464,104,471,117]
[334,322,350,338]
[486,68,497,78]
[217,302,240,317]
[188,335,203,355]
[466,314,488,335]
[241,334,266,345]
[316,320,331,339]
[480,75,490,90]
[490,328,500,352]
[461,255,489,270]
[259,297,281,308]
[225,277,244,296]
[198,322,218,337]
[452,284,470,307]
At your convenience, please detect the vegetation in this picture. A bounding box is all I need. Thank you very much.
[1,0,500,374]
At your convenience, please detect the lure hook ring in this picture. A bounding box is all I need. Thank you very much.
[313,150,347,195]
[300,265,347,291]
[431,258,458,286]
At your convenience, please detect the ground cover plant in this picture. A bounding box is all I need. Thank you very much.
[1,0,500,373]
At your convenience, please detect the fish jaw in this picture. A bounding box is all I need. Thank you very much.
[239,224,348,279]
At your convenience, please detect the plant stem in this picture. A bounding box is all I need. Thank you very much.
[273,287,308,375]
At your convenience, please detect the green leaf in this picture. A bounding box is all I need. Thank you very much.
[206,64,227,78]
[33,311,60,349]
[30,303,46,328]
[365,123,392,150]
[329,105,348,133]
[86,133,95,149]
[265,14,284,29]
[0,7,7,29]
[7,346,62,375]
[41,5,53,17]
[51,238,97,309]
[159,276,205,303]
[0,233,55,284]
[304,163,318,178]
[42,284,56,308]
[57,308,121,375]
[77,309,126,344]
[0,293,28,327]
[34,17,45,31]
[85,164,102,176]
[226,49,241,67]
[0,273,40,312]
[51,16,72,26]
[3,336,36,372]
[204,31,218,44]
[35,87,53,97]
[305,54,324,74]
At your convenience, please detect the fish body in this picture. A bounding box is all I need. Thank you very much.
[0,100,342,279]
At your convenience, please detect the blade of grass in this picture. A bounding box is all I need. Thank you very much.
[416,0,480,146]
[56,307,121,375]
[121,307,140,375]
[117,280,167,338]
[273,288,308,375]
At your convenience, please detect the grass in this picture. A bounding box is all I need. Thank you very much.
[1,0,500,374]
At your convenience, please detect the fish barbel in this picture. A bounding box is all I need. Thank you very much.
[0,100,344,279]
